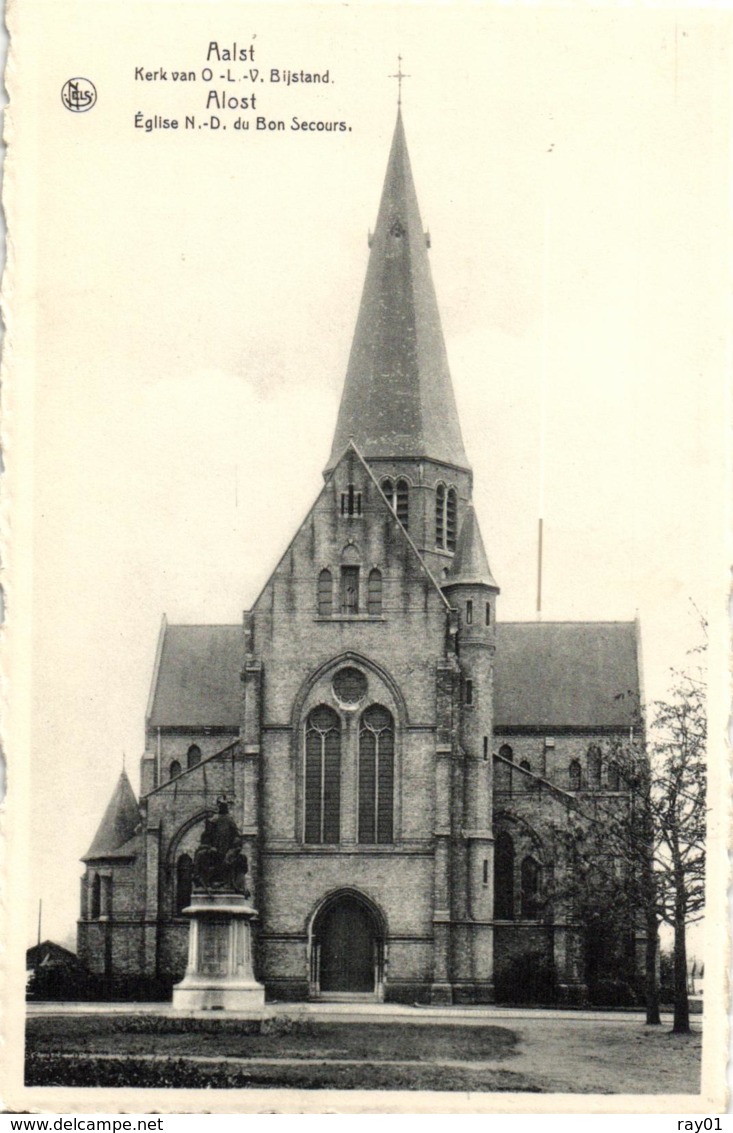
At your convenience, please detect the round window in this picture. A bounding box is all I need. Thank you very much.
[332,667,368,705]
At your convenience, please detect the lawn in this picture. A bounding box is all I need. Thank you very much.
[25,1014,702,1094]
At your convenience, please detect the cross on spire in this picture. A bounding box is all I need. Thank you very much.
[389,55,410,107]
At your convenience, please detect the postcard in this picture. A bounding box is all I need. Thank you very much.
[3,1,730,1114]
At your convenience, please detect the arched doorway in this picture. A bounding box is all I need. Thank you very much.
[311,891,385,999]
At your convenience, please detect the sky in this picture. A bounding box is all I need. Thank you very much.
[6,3,729,954]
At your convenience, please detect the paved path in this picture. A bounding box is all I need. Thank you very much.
[26,1001,677,1026]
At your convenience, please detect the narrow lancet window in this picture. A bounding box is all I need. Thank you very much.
[175,854,193,914]
[395,479,409,528]
[521,856,542,919]
[304,706,341,844]
[317,569,333,616]
[368,568,383,616]
[358,705,394,844]
[569,760,582,790]
[446,488,457,552]
[494,832,515,919]
[435,484,446,548]
[340,566,359,614]
[340,485,362,517]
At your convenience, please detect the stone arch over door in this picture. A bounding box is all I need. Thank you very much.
[307,888,387,1000]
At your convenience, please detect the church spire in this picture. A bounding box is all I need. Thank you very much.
[326,110,469,473]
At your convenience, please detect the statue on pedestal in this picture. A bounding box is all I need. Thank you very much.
[193,796,250,897]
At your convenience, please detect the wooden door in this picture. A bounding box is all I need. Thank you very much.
[319,897,375,993]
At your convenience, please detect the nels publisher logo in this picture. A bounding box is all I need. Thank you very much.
[61,77,97,112]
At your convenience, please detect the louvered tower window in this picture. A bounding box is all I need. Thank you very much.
[435,484,446,548]
[304,706,341,844]
[446,488,457,552]
[358,705,394,844]
[381,478,409,529]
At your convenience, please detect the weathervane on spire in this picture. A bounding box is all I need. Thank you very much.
[389,55,410,107]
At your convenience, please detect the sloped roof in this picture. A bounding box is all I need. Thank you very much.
[83,770,141,860]
[326,110,469,472]
[444,505,499,589]
[147,624,243,728]
[494,622,641,730]
[145,619,639,731]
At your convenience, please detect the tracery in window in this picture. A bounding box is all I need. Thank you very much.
[358,705,394,844]
[304,706,341,844]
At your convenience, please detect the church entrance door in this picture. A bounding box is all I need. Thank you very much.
[316,894,378,995]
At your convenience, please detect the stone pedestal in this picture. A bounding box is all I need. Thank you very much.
[172,893,265,1011]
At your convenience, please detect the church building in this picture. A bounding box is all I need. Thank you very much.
[78,109,644,1004]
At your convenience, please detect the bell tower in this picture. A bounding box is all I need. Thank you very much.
[325,109,473,578]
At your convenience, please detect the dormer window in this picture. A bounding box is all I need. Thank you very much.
[340,485,362,517]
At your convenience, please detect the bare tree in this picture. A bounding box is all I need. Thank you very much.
[648,642,707,1034]
[548,636,706,1033]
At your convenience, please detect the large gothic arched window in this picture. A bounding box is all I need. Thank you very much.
[304,706,341,844]
[358,705,394,844]
[494,831,515,920]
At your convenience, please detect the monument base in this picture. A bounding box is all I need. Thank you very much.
[172,893,265,1012]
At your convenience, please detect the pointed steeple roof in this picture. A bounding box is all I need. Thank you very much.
[326,111,469,472]
[444,505,499,589]
[83,770,141,860]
